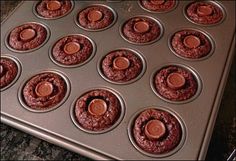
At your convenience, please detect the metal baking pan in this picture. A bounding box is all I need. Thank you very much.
[1,1,235,160]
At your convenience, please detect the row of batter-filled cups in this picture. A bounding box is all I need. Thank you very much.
[33,0,226,26]
[1,43,202,101]
[6,1,222,57]
[5,19,216,59]
[0,59,187,158]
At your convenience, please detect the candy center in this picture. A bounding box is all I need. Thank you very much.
[134,21,150,33]
[167,72,186,90]
[88,10,103,22]
[88,99,108,116]
[183,35,201,49]
[145,119,166,140]
[46,1,62,11]
[35,81,53,97]
[113,56,130,70]
[150,0,165,5]
[197,5,213,16]
[20,29,36,41]
[63,42,81,55]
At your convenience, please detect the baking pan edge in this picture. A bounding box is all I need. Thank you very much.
[198,34,236,160]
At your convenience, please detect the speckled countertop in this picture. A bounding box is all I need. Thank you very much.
[1,1,235,160]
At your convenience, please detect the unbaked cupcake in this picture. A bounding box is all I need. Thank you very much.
[170,29,212,59]
[22,72,67,110]
[8,23,48,51]
[133,108,182,154]
[139,0,177,12]
[0,57,18,89]
[185,1,224,25]
[121,16,162,44]
[77,5,116,31]
[153,65,198,101]
[74,89,121,131]
[51,35,94,66]
[36,0,73,19]
[101,49,143,83]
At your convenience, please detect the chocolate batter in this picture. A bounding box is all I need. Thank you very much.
[139,0,176,12]
[101,49,143,82]
[186,1,224,25]
[122,16,161,43]
[77,5,115,30]
[133,108,182,154]
[74,89,121,131]
[154,65,198,101]
[36,0,72,19]
[171,29,212,59]
[0,57,18,89]
[8,23,47,51]
[22,72,67,110]
[52,35,93,66]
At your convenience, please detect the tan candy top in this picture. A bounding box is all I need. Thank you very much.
[145,119,166,140]
[88,99,108,116]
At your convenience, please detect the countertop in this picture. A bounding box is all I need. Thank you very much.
[1,1,235,160]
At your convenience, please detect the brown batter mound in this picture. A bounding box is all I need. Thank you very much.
[122,16,161,43]
[133,108,182,154]
[77,5,115,30]
[186,1,224,25]
[52,35,93,66]
[74,89,121,131]
[8,23,47,51]
[139,0,176,12]
[22,72,67,110]
[154,65,197,101]
[101,49,143,82]
[0,57,18,89]
[36,0,72,19]
[171,29,212,59]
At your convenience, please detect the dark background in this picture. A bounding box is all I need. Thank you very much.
[1,1,235,160]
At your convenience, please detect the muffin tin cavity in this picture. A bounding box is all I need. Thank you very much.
[184,1,226,26]
[33,0,74,20]
[70,88,125,134]
[75,4,117,32]
[98,48,146,85]
[49,34,96,68]
[168,28,215,60]
[18,70,70,113]
[0,55,21,91]
[138,0,178,13]
[151,64,202,104]
[5,22,50,53]
[128,107,186,158]
[120,15,163,45]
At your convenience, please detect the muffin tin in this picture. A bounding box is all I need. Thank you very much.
[1,1,235,160]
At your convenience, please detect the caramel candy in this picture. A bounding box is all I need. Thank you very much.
[46,1,62,11]
[197,5,213,16]
[150,0,165,5]
[63,42,81,55]
[113,56,130,70]
[145,119,166,140]
[20,29,36,41]
[183,35,201,49]
[35,81,53,97]
[88,10,103,22]
[167,72,186,90]
[134,21,150,33]
[88,99,107,116]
